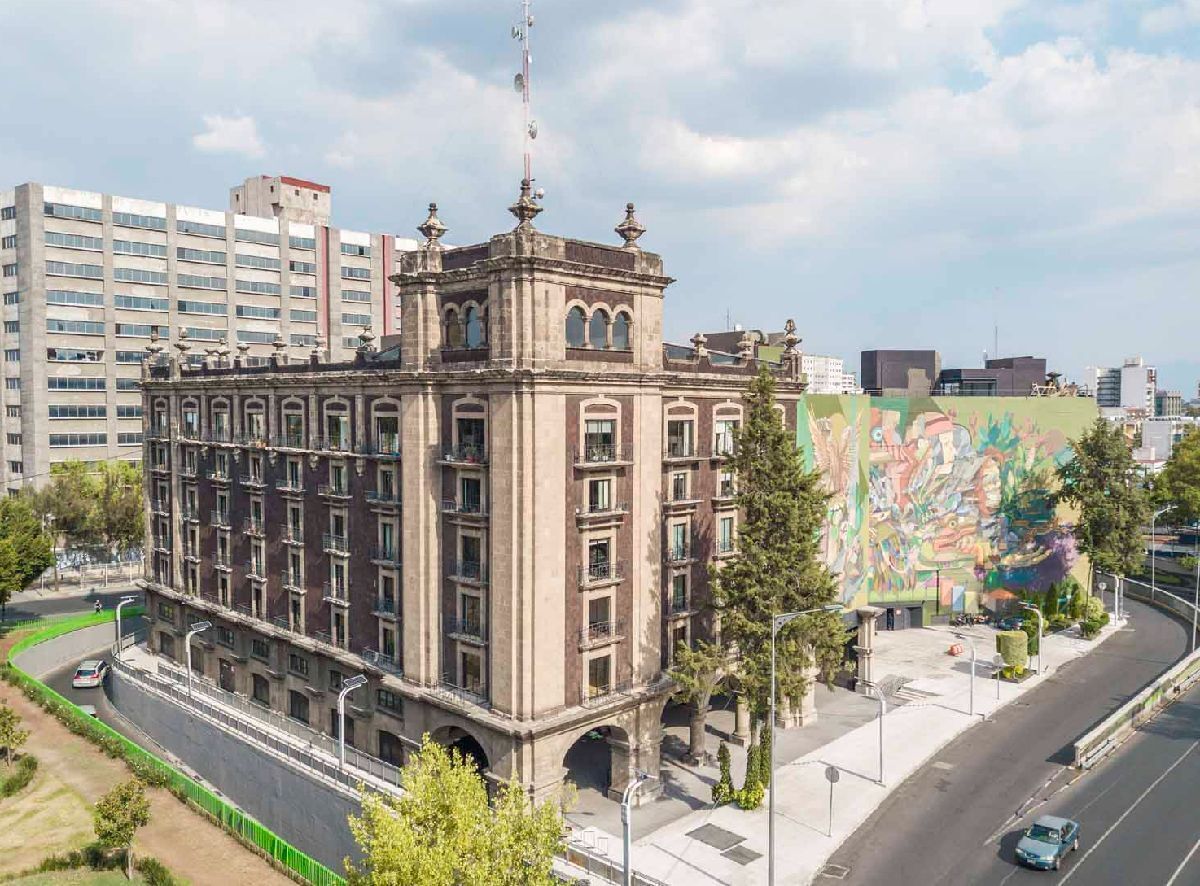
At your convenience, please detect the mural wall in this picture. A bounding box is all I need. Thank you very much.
[797,395,1097,614]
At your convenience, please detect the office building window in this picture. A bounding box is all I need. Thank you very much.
[1,265,15,278]
[183,327,222,341]
[115,294,168,311]
[45,231,103,251]
[115,351,145,363]
[341,289,370,302]
[48,377,105,390]
[116,405,142,418]
[8,461,22,474]
[3,321,17,334]
[0,235,13,250]
[112,211,166,231]
[177,247,226,265]
[340,267,371,281]
[117,432,143,446]
[237,330,276,344]
[4,349,19,362]
[48,347,102,362]
[341,242,370,257]
[114,267,168,285]
[0,207,14,221]
[7,433,21,445]
[288,235,316,250]
[235,279,281,296]
[177,274,227,291]
[116,378,140,391]
[47,319,104,335]
[46,261,102,279]
[290,333,317,347]
[177,219,225,238]
[290,285,317,298]
[5,406,18,417]
[290,309,317,323]
[115,323,168,338]
[235,253,281,270]
[49,404,107,419]
[113,239,167,258]
[342,312,371,327]
[236,305,281,320]
[49,433,107,447]
[288,260,316,274]
[47,289,104,307]
[176,299,226,315]
[234,229,280,247]
[2,292,18,305]
[44,203,101,222]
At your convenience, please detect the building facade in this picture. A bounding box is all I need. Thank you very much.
[1085,357,1157,412]
[1155,390,1183,419]
[0,176,415,489]
[137,191,807,801]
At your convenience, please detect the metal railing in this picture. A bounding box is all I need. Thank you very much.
[313,435,354,453]
[318,483,352,498]
[712,434,736,457]
[434,675,489,709]
[282,571,304,592]
[360,647,402,675]
[270,433,307,449]
[373,596,396,616]
[276,479,304,494]
[322,582,350,603]
[281,526,304,545]
[245,560,266,581]
[668,596,690,615]
[667,543,691,562]
[664,440,696,458]
[239,473,266,488]
[442,498,487,516]
[579,619,624,646]
[574,443,623,465]
[362,437,401,458]
[583,681,631,706]
[205,469,232,482]
[441,444,488,465]
[209,510,231,528]
[243,517,264,535]
[579,562,624,585]
[452,560,487,583]
[322,533,350,554]
[445,616,485,641]
[582,501,629,517]
[371,547,401,566]
[366,489,401,506]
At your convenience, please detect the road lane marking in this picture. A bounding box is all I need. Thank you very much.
[1165,833,1200,886]
[1059,739,1199,884]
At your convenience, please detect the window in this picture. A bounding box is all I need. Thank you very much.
[0,206,13,220]
[237,330,275,344]
[177,219,226,238]
[118,432,143,445]
[288,690,310,723]
[44,203,102,222]
[588,309,610,349]
[113,239,167,258]
[47,319,104,335]
[718,516,735,553]
[116,405,142,418]
[112,211,166,231]
[5,406,18,417]
[671,471,688,502]
[5,379,18,390]
[46,289,104,307]
[715,418,739,456]
[671,573,688,613]
[8,462,22,474]
[217,626,235,648]
[235,253,281,270]
[341,289,370,302]
[667,420,694,457]
[464,306,484,348]
[3,320,17,334]
[584,419,616,462]
[1,265,15,278]
[378,729,403,764]
[3,292,18,305]
[116,351,146,363]
[235,279,281,296]
[115,294,168,311]
[177,247,226,265]
[177,274,227,290]
[49,404,106,419]
[250,638,269,661]
[670,523,689,560]
[290,285,317,299]
[341,312,371,327]
[342,336,361,349]
[588,655,612,697]
[45,231,103,251]
[116,378,140,391]
[252,674,270,705]
[115,323,168,338]
[341,242,371,257]
[236,305,281,320]
[289,653,310,678]
[290,309,317,323]
[4,349,19,362]
[158,602,175,619]
[50,432,107,446]
[183,327,222,341]
[341,266,370,280]
[234,228,280,247]
[289,235,316,250]
[565,306,586,347]
[114,267,168,285]
[289,260,316,274]
[46,261,102,279]
[588,478,611,513]
[460,650,483,694]
[0,235,13,249]
[7,433,20,445]
[330,708,355,746]
[176,299,227,315]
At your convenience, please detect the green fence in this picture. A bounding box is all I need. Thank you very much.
[3,610,346,886]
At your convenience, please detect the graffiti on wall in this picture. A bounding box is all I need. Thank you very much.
[799,395,1096,612]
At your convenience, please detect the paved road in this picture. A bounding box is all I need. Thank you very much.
[42,651,158,749]
[3,586,143,622]
[825,597,1190,885]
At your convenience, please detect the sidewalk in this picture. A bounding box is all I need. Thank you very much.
[583,618,1123,885]
[12,578,140,604]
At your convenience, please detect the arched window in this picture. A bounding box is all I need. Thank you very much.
[565,306,586,347]
[464,306,483,348]
[612,312,631,350]
[588,309,609,350]
[444,308,464,349]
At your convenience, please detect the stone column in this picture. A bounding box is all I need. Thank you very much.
[733,694,752,746]
[856,606,883,695]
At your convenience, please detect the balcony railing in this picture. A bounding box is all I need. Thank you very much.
[281,525,304,545]
[322,582,350,604]
[441,444,487,465]
[313,435,353,453]
[270,433,307,450]
[151,498,170,514]
[361,647,402,676]
[574,443,625,466]
[152,535,171,552]
[668,596,690,616]
[209,510,231,529]
[714,483,736,500]
[180,505,200,521]
[436,675,489,708]
[179,424,201,441]
[270,614,291,632]
[667,543,692,563]
[716,539,735,555]
[371,546,402,566]
[373,595,397,616]
[451,560,487,583]
[179,465,198,479]
[579,619,624,647]
[205,429,233,445]
[318,483,352,499]
[363,436,401,458]
[445,616,485,642]
[214,552,231,568]
[583,680,630,706]
[239,473,266,489]
[664,440,696,459]
[243,517,265,536]
[578,561,624,586]
[441,499,487,517]
[276,479,304,494]
[282,571,304,593]
[712,435,736,457]
[366,489,401,506]
[245,560,266,581]
[205,469,232,483]
[322,534,350,555]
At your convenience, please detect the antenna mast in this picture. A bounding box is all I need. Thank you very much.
[513,0,535,183]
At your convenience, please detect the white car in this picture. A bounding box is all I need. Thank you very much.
[71,660,109,689]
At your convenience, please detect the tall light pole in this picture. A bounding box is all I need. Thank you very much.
[184,620,211,698]
[1020,604,1043,676]
[337,674,368,769]
[873,685,886,785]
[115,595,137,660]
[954,632,977,718]
[770,603,841,886]
[621,771,655,886]
[1150,506,1171,597]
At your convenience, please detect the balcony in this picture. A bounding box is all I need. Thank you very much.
[270,433,307,450]
[578,619,625,650]
[318,483,352,501]
[712,485,737,507]
[583,681,631,707]
[366,489,401,508]
[146,425,170,441]
[573,444,630,468]
[667,596,692,618]
[245,560,267,582]
[236,433,269,449]
[666,543,692,564]
[450,560,487,585]
[367,545,400,566]
[179,424,201,442]
[243,517,265,537]
[151,498,170,516]
[439,444,487,466]
[663,440,698,462]
[445,616,486,644]
[179,465,198,480]
[239,473,266,490]
[182,545,200,563]
[441,499,488,522]
[360,647,403,676]
[205,469,232,485]
[276,479,304,495]
[576,501,629,526]
[313,435,354,454]
[281,526,304,546]
[209,510,231,529]
[715,539,736,558]
[322,533,350,556]
[373,595,398,620]
[663,493,701,511]
[205,429,233,445]
[152,535,171,553]
[362,437,401,459]
[314,629,347,650]
[282,571,304,594]
[434,676,489,709]
[710,435,736,459]
[322,582,350,606]
[269,614,292,632]
[578,561,625,588]
[213,552,232,570]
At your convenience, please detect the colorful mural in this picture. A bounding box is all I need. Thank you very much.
[798,395,1097,613]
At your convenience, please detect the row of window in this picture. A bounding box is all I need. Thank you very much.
[46,319,168,337]
[47,404,142,418]
[46,347,144,363]
[46,377,140,391]
[46,431,143,446]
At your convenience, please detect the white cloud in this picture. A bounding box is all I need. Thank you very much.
[1140,0,1200,34]
[192,114,265,158]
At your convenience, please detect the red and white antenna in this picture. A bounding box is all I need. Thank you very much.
[512,0,536,183]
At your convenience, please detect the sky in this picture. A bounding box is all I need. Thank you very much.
[1,0,1197,392]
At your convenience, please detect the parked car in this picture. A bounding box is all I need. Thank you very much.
[997,615,1026,631]
[1015,815,1080,871]
[71,659,109,689]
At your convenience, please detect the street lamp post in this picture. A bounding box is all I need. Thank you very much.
[954,632,977,718]
[337,674,368,769]
[114,595,137,660]
[621,771,654,886]
[873,685,886,785]
[184,620,211,698]
[769,603,841,886]
[1020,604,1043,676]
[1151,506,1171,598]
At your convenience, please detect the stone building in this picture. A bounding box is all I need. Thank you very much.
[137,183,806,801]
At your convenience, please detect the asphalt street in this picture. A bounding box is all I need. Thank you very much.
[42,648,157,749]
[3,586,143,622]
[824,597,1192,885]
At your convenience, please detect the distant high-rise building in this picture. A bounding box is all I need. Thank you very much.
[1155,390,1183,419]
[1084,357,1156,413]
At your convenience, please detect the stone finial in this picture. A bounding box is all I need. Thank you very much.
[312,333,325,362]
[508,178,543,231]
[615,202,646,249]
[273,332,286,353]
[690,332,708,359]
[357,325,376,353]
[417,202,447,248]
[737,330,755,361]
[237,340,250,356]
[782,318,800,353]
[174,328,191,355]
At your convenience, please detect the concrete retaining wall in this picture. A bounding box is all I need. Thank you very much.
[108,667,361,871]
[15,622,117,678]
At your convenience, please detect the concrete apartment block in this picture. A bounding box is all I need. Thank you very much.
[138,187,808,803]
[0,176,416,489]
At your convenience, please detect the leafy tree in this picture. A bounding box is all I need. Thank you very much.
[1042,584,1060,619]
[85,461,145,561]
[669,639,727,763]
[0,497,54,618]
[1055,418,1150,581]
[1068,578,1086,621]
[712,366,844,803]
[1021,611,1041,656]
[0,702,29,767]
[712,742,734,805]
[347,735,564,886]
[93,778,151,880]
[1155,427,1200,525]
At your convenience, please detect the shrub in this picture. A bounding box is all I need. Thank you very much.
[757,726,772,789]
[1021,616,1041,656]
[1069,582,1086,621]
[1081,618,1102,639]
[1048,614,1072,632]
[136,856,183,886]
[712,742,734,805]
[1,753,37,796]
[1084,595,1107,623]
[1043,584,1061,619]
[996,630,1028,676]
[734,779,764,810]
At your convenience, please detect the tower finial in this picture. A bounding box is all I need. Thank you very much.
[615,202,646,249]
[509,178,543,231]
[417,202,447,248]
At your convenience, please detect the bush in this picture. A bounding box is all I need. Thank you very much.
[136,855,183,886]
[1,753,37,797]
[712,742,734,805]
[1084,595,1107,623]
[734,779,764,810]
[996,630,1028,676]
[1043,584,1061,619]
[1048,614,1072,632]
[1081,618,1103,639]
[1021,616,1041,656]
[757,726,772,789]
[1069,581,1086,621]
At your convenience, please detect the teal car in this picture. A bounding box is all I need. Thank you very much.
[1015,815,1080,871]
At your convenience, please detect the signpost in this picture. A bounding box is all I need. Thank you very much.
[825,765,840,837]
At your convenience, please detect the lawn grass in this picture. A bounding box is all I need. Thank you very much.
[0,765,94,876]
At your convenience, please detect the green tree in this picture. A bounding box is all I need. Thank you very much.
[669,639,727,763]
[1042,584,1060,619]
[93,778,151,880]
[85,461,145,561]
[1022,611,1041,656]
[712,742,734,805]
[0,496,54,618]
[1055,417,1150,581]
[0,702,29,768]
[712,366,844,806]
[1155,427,1200,525]
[347,735,564,886]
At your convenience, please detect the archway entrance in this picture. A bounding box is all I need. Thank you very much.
[562,724,630,800]
[431,725,489,775]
